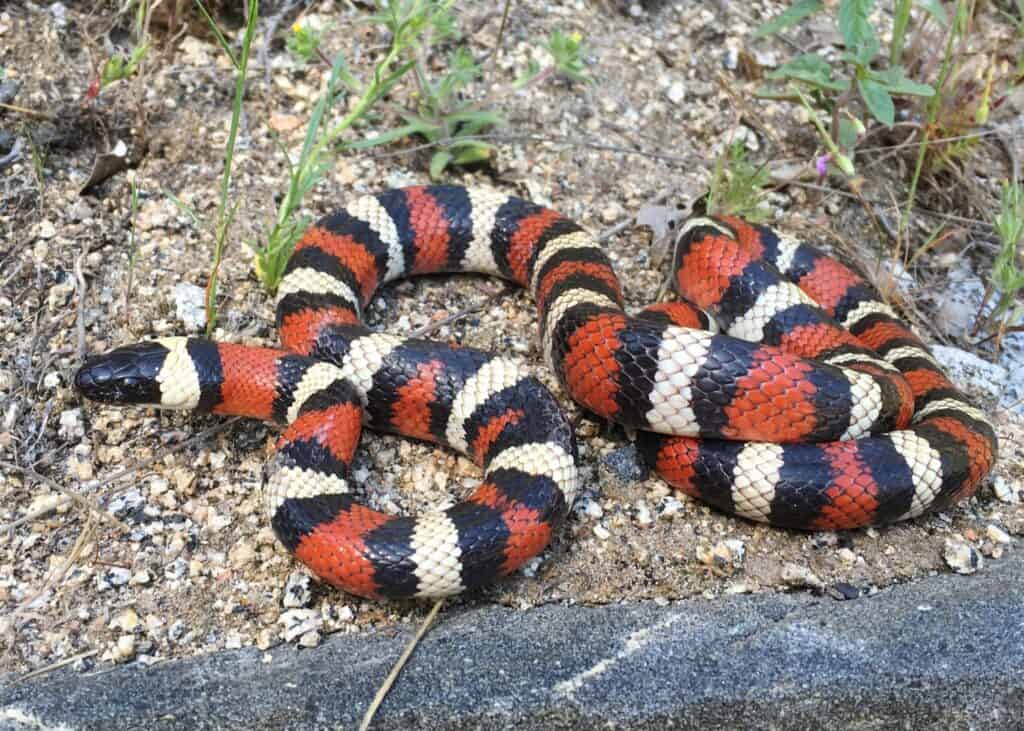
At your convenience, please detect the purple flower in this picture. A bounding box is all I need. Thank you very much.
[816,153,831,178]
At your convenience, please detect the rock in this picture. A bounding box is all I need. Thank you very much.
[665,81,685,104]
[602,445,648,482]
[109,608,140,632]
[229,541,256,567]
[657,496,683,518]
[283,571,313,609]
[279,609,323,642]
[174,283,207,332]
[112,635,135,663]
[108,490,145,519]
[944,539,982,575]
[780,563,824,590]
[37,220,57,239]
[930,345,1007,404]
[164,558,188,580]
[633,500,654,527]
[993,476,1022,505]
[837,548,858,565]
[58,408,84,440]
[298,631,321,648]
[593,524,611,540]
[42,372,61,390]
[934,265,984,337]
[130,569,152,586]
[830,582,861,601]
[986,525,1012,545]
[574,494,603,520]
[699,539,745,574]
[268,114,303,132]
[0,368,16,393]
[99,567,131,590]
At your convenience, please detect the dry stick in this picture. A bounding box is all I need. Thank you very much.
[13,516,96,620]
[14,649,98,684]
[359,598,446,731]
[74,245,88,361]
[0,101,54,119]
[487,0,513,69]
[0,461,130,533]
[411,285,515,338]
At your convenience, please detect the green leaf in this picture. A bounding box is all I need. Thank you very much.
[919,0,948,25]
[754,0,824,38]
[765,53,850,91]
[452,144,494,165]
[837,117,860,149]
[869,67,934,97]
[348,121,437,150]
[838,0,876,54]
[857,77,894,126]
[429,150,452,179]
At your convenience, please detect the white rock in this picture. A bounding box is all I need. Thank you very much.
[665,81,686,104]
[58,408,84,439]
[780,563,824,590]
[943,538,982,575]
[174,283,207,332]
[279,609,323,642]
[993,476,1022,505]
[109,607,139,632]
[593,524,611,540]
[283,571,313,608]
[113,635,135,662]
[986,525,1011,545]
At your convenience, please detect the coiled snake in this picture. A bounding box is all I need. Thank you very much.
[75,186,998,599]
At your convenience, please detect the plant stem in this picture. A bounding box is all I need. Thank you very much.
[890,0,912,66]
[899,0,963,244]
[205,0,259,335]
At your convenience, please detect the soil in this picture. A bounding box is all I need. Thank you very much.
[1,1,1022,676]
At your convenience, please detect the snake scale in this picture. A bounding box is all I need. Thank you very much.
[75,185,998,599]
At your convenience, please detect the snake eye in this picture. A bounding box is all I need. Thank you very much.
[75,342,169,406]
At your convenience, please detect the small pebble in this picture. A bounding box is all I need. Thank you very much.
[109,608,139,632]
[634,501,653,527]
[174,283,207,331]
[943,539,982,575]
[283,571,313,608]
[993,476,1021,505]
[601,445,648,481]
[780,563,824,591]
[986,525,1011,545]
[279,609,323,642]
[593,524,611,540]
[113,635,136,663]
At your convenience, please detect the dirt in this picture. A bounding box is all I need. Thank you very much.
[1,1,1023,677]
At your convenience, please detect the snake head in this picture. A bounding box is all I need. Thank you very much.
[74,341,170,407]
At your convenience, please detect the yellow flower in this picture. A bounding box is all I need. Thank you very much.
[292,22,302,33]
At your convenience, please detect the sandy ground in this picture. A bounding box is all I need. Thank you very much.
[1,1,1022,676]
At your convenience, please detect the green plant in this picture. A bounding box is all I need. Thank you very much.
[287,21,329,65]
[352,7,590,179]
[756,0,937,177]
[974,180,1024,341]
[705,140,771,222]
[252,0,591,291]
[99,43,149,90]
[125,178,141,328]
[251,0,446,291]
[197,0,259,334]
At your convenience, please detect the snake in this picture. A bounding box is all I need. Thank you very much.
[74,185,998,599]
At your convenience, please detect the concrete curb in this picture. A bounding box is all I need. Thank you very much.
[3,551,1021,730]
